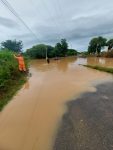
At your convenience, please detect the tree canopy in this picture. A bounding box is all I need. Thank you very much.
[54,39,68,57]
[27,44,47,59]
[106,39,113,51]
[1,40,23,52]
[88,36,107,54]
[27,39,77,59]
[61,39,68,56]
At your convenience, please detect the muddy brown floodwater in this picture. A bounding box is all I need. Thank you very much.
[0,57,113,150]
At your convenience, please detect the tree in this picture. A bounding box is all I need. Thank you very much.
[55,43,62,57]
[26,39,76,59]
[46,45,55,58]
[1,40,23,52]
[88,45,94,54]
[66,49,77,56]
[106,39,113,51]
[27,44,46,58]
[61,39,68,56]
[54,39,68,57]
[88,36,107,54]
[97,36,107,54]
[88,38,98,54]
[27,44,56,58]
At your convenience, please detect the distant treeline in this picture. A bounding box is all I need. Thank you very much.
[0,39,78,59]
[26,39,77,59]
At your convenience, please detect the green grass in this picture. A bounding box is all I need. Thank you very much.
[83,64,113,74]
[0,50,28,111]
[0,76,26,111]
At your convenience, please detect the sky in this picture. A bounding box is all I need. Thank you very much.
[0,0,113,51]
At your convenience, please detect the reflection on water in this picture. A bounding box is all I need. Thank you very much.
[31,57,77,73]
[0,57,112,150]
[86,57,113,68]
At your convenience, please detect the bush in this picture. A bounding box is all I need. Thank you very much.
[66,49,77,56]
[105,50,113,57]
[0,50,27,92]
[101,51,107,57]
[101,50,113,57]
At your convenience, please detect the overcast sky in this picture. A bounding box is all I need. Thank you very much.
[0,0,113,51]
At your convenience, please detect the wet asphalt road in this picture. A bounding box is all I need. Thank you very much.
[54,82,113,150]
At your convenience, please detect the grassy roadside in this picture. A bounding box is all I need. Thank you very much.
[0,75,27,111]
[0,50,29,111]
[83,64,113,74]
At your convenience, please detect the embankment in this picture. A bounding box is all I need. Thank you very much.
[0,51,28,111]
[83,64,113,74]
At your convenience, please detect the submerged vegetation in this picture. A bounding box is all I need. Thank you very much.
[101,50,113,58]
[83,64,113,74]
[0,50,28,111]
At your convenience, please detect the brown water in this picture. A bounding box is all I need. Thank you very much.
[86,57,113,67]
[0,57,113,150]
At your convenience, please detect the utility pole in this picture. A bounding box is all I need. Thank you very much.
[46,47,48,60]
[46,47,50,64]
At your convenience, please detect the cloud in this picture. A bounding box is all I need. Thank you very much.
[0,0,113,51]
[0,16,19,28]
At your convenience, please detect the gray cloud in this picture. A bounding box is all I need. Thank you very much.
[0,0,113,51]
[0,16,19,28]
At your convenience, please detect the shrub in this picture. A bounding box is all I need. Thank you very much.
[0,50,27,92]
[105,50,113,57]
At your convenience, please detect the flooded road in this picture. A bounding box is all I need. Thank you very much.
[86,57,113,67]
[0,57,113,150]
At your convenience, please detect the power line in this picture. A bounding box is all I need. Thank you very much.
[40,0,62,39]
[0,0,42,42]
[27,0,62,44]
[54,0,73,48]
[52,0,65,38]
